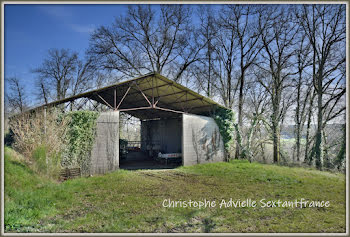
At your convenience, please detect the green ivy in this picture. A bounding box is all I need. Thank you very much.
[212,107,235,159]
[61,111,99,175]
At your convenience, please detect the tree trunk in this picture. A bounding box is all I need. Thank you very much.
[322,129,330,168]
[313,54,325,170]
[234,124,243,159]
[273,123,281,163]
[272,96,281,163]
[272,74,281,164]
[227,73,232,108]
[235,73,245,159]
[294,104,300,162]
[295,123,301,162]
[305,45,316,165]
[57,80,61,101]
[207,40,212,97]
[335,123,346,170]
[314,76,323,170]
[304,95,313,165]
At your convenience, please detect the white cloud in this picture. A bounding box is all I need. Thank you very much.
[69,24,95,34]
[36,5,95,34]
[36,5,73,19]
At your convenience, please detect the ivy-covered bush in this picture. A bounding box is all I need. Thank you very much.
[212,107,235,160]
[61,111,99,174]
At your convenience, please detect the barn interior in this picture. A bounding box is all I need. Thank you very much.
[119,114,183,170]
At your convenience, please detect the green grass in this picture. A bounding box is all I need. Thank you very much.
[4,147,346,233]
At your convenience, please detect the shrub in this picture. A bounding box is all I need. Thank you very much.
[9,109,100,178]
[9,108,70,178]
[61,111,99,175]
[212,107,235,160]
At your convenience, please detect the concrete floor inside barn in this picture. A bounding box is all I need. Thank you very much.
[119,151,181,170]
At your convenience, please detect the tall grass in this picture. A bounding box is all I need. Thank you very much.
[31,145,61,179]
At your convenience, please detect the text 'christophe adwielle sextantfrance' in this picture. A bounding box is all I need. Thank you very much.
[162,198,330,209]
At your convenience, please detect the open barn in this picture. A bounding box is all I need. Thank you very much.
[31,72,226,174]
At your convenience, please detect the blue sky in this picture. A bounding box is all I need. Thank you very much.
[5,4,131,105]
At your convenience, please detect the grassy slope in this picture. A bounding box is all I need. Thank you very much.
[4,147,346,233]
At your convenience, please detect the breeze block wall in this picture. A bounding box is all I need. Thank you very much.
[90,111,119,174]
[182,114,225,166]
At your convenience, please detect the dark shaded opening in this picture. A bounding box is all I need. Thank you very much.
[119,113,182,170]
[119,151,181,170]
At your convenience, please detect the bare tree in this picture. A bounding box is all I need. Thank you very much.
[292,33,313,162]
[244,76,271,162]
[256,6,299,163]
[5,77,27,113]
[35,77,50,105]
[222,5,262,158]
[191,5,217,98]
[88,5,202,82]
[71,58,96,96]
[33,48,96,104]
[211,5,238,108]
[33,49,78,101]
[297,4,346,169]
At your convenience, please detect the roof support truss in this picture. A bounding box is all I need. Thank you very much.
[23,73,224,120]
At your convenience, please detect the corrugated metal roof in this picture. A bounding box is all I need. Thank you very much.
[30,72,226,119]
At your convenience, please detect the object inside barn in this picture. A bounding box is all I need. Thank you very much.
[29,73,226,174]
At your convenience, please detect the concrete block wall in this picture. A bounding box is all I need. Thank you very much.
[90,111,119,174]
[182,114,225,166]
[141,117,182,153]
